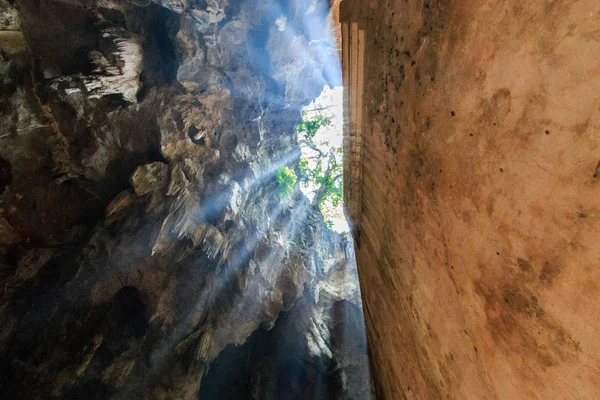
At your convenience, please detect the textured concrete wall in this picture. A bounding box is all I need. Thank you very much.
[342,21,366,228]
[341,0,600,398]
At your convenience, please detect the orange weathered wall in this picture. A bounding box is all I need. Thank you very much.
[342,0,600,398]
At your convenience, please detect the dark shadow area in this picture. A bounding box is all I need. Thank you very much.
[200,298,370,400]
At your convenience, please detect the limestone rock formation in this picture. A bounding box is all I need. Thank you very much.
[0,0,370,398]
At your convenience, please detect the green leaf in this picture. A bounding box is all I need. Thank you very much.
[297,114,332,140]
[275,166,297,197]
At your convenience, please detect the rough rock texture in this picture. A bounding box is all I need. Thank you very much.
[0,0,371,398]
[342,0,600,399]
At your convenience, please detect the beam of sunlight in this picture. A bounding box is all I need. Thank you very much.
[135,0,364,395]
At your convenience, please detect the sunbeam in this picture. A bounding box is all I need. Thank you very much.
[0,0,373,398]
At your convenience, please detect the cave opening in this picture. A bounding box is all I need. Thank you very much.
[296,85,349,233]
[0,0,373,399]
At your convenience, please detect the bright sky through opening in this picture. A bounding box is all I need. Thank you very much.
[300,85,349,233]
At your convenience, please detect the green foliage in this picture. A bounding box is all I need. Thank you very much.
[319,174,343,208]
[297,113,331,140]
[298,158,309,182]
[299,156,323,183]
[275,166,297,197]
[313,154,343,208]
[296,110,346,230]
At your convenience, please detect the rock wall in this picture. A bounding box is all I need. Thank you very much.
[0,0,371,398]
[341,0,600,398]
